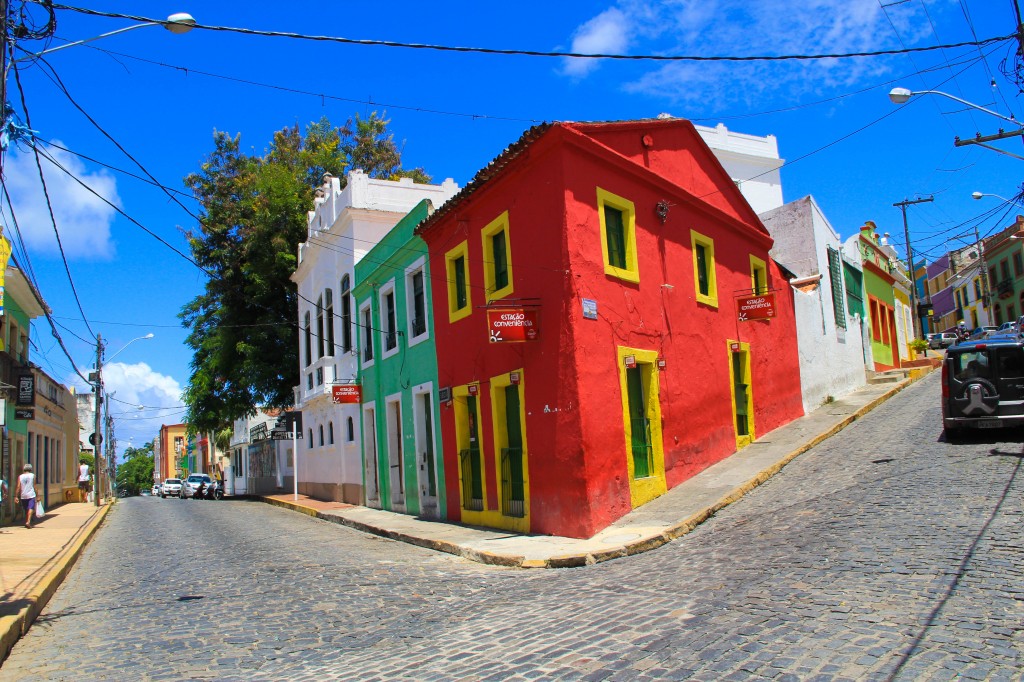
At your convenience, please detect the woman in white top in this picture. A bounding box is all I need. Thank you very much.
[16,463,37,529]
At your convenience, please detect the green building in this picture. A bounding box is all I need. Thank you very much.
[353,200,446,519]
[983,216,1024,326]
[1,261,48,520]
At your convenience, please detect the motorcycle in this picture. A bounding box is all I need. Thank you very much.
[205,481,224,500]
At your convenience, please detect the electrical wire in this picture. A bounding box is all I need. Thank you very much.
[30,141,214,277]
[33,55,202,223]
[10,58,97,339]
[47,4,1015,63]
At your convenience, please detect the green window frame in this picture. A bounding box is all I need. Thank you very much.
[826,247,846,329]
[445,241,472,323]
[691,230,718,307]
[481,212,514,300]
[597,188,639,283]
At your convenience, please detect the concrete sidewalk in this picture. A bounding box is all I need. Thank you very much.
[264,365,937,569]
[0,500,110,662]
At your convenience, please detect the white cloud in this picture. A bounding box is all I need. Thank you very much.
[5,143,119,259]
[561,0,937,111]
[100,362,184,455]
[561,8,632,77]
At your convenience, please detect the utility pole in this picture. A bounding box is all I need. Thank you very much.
[975,225,992,325]
[92,334,103,507]
[894,196,934,340]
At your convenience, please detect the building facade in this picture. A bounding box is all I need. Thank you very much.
[845,222,901,371]
[760,195,867,412]
[291,169,458,503]
[1,263,48,520]
[417,119,804,539]
[983,216,1024,326]
[353,199,446,519]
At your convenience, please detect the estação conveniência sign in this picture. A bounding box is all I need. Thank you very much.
[486,308,540,343]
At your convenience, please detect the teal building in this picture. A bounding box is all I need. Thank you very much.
[353,200,446,519]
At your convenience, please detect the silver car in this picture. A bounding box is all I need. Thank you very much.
[182,473,214,499]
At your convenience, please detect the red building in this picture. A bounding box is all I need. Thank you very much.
[417,119,804,539]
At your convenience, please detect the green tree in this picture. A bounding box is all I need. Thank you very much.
[116,442,154,496]
[181,113,430,432]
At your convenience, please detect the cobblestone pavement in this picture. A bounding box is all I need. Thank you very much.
[2,372,1022,681]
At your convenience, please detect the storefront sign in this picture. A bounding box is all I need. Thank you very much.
[737,293,776,321]
[582,298,598,320]
[15,408,33,420]
[250,422,268,441]
[16,373,34,406]
[332,384,362,404]
[624,355,637,369]
[487,308,539,343]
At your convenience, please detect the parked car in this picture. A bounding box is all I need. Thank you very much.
[160,478,182,498]
[182,473,214,499]
[942,337,1024,436]
[969,326,1000,340]
[997,321,1018,334]
[929,332,959,349]
[151,484,161,496]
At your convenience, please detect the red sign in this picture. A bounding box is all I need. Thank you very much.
[487,308,539,342]
[736,293,776,321]
[331,385,361,404]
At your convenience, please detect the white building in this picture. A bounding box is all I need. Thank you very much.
[761,196,867,412]
[291,169,458,503]
[227,409,294,497]
[696,122,785,214]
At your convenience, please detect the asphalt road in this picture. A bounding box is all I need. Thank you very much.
[2,372,1022,681]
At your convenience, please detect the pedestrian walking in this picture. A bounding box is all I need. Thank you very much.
[16,463,37,529]
[78,460,91,503]
[0,475,7,524]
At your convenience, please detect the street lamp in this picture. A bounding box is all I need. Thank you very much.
[92,332,153,506]
[889,87,1024,160]
[16,13,196,60]
[889,88,1019,125]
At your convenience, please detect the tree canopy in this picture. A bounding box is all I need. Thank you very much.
[116,441,154,496]
[181,113,430,432]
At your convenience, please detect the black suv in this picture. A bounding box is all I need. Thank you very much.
[942,337,1024,435]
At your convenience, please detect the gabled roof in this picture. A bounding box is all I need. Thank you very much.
[415,118,769,245]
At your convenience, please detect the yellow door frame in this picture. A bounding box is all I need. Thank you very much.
[617,346,668,508]
[727,340,755,449]
[488,369,530,533]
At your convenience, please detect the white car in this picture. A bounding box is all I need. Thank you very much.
[151,484,161,496]
[160,478,182,498]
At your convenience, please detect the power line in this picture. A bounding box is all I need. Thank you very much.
[48,4,1015,62]
[10,57,97,339]
[30,141,214,277]
[33,55,202,223]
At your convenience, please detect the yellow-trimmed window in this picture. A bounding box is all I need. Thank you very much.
[691,230,718,307]
[597,188,639,283]
[749,255,767,295]
[445,241,472,323]
[481,211,514,301]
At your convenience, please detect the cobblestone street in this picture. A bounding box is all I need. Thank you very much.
[2,372,1022,681]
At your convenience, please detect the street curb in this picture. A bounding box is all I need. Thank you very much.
[0,503,112,664]
[260,368,934,570]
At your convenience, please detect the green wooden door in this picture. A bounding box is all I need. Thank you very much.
[501,385,525,517]
[732,351,749,437]
[626,366,653,479]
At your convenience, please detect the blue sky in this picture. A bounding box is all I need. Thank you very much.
[5,0,1022,456]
